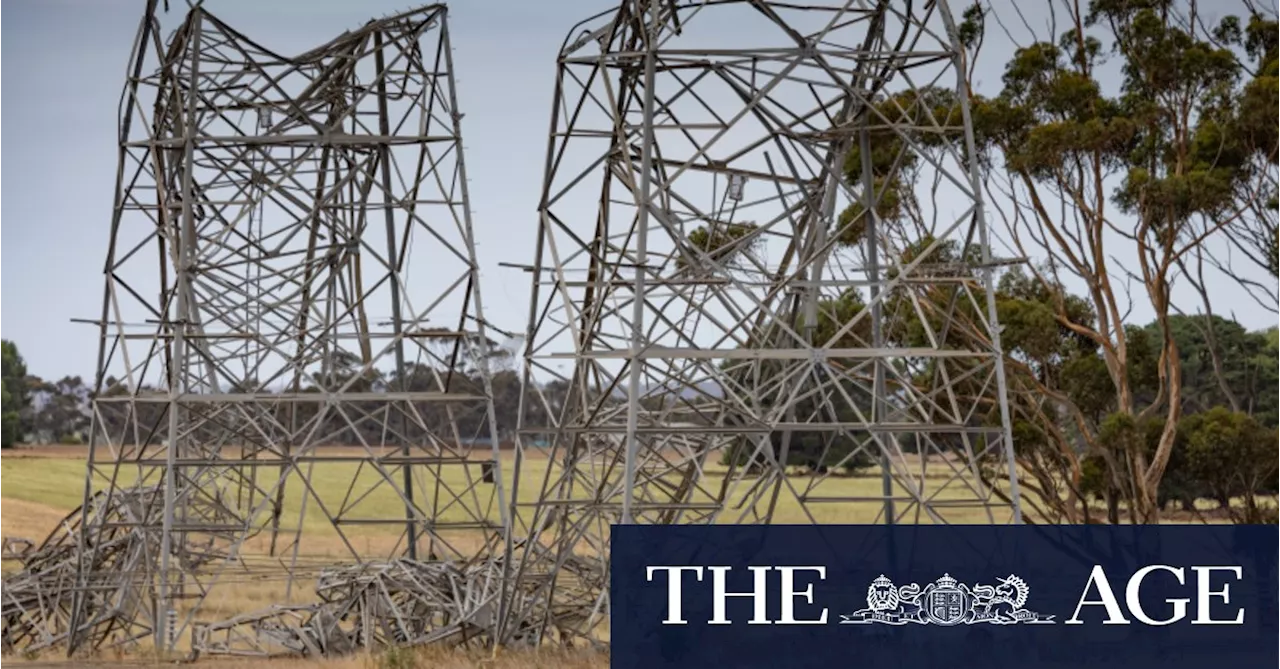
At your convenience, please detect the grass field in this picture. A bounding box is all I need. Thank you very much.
[1,445,1027,594]
[0,444,1242,667]
[0,444,1023,534]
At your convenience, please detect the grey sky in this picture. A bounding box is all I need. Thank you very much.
[2,0,1273,382]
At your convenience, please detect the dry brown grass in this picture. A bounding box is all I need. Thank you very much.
[0,498,71,545]
[371,646,606,669]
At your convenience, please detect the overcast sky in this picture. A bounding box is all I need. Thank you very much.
[2,0,1273,382]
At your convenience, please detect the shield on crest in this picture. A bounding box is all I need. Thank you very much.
[926,588,967,625]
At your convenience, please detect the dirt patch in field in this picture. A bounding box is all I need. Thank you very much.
[1,498,70,544]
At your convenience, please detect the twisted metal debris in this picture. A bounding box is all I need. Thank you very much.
[0,537,32,562]
[193,560,507,657]
[4,0,507,659]
[501,0,1024,646]
[189,544,609,657]
[2,486,236,654]
[3,0,1026,659]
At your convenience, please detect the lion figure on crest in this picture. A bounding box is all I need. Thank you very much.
[866,575,900,611]
[861,575,925,621]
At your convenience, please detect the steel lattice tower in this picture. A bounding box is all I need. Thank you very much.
[502,0,1024,645]
[56,2,508,655]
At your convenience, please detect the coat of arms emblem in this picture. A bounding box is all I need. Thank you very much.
[840,573,1054,626]
[926,575,967,625]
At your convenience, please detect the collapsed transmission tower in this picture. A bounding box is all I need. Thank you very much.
[502,0,1025,644]
[2,2,511,657]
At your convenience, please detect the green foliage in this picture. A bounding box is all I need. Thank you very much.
[1179,408,1279,521]
[1082,411,1203,511]
[719,431,875,476]
[1268,227,1280,278]
[807,289,868,348]
[1235,12,1280,278]
[996,267,1098,379]
[998,297,1062,362]
[1162,315,1280,426]
[972,37,1138,178]
[681,221,761,269]
[834,87,964,246]
[1060,354,1115,421]
[2,340,29,448]
[1122,325,1161,399]
[1045,315,1278,428]
[1077,412,1148,513]
[834,178,905,246]
[1009,417,1050,459]
[25,376,91,445]
[1080,455,1108,502]
[1096,411,1143,456]
[1079,399,1279,517]
[956,2,985,50]
[972,3,1271,247]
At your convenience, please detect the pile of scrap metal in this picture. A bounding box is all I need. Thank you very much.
[0,539,33,565]
[191,545,611,659]
[1,483,603,659]
[1,485,236,655]
[193,558,508,658]
[498,542,609,648]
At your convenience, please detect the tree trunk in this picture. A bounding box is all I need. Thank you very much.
[1242,495,1261,524]
[1137,278,1184,524]
[1105,486,1120,524]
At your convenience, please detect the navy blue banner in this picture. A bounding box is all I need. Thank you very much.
[611,525,1278,669]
